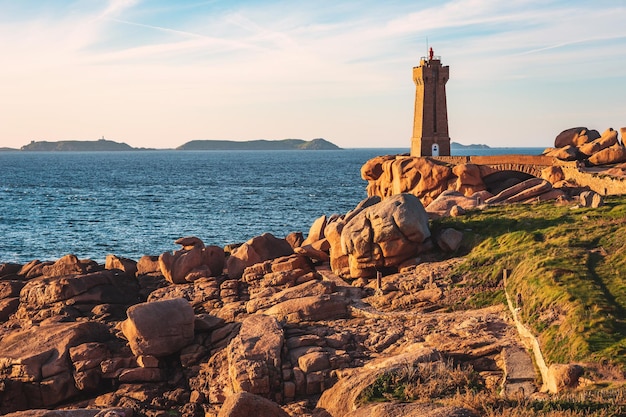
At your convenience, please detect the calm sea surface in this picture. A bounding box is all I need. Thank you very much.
[0,147,544,263]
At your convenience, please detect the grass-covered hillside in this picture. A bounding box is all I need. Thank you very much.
[432,196,626,371]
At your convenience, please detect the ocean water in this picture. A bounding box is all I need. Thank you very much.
[0,147,545,264]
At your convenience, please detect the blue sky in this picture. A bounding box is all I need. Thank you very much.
[1,0,625,149]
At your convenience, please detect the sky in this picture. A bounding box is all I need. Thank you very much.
[1,0,626,149]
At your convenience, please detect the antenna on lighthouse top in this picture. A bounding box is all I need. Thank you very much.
[426,36,429,59]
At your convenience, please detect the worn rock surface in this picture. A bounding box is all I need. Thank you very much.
[226,315,284,399]
[340,193,430,278]
[121,297,195,357]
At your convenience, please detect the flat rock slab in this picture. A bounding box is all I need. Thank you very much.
[501,346,537,397]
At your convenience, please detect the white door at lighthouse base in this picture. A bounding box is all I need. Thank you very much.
[431,143,439,156]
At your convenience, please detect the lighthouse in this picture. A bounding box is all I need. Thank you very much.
[410,47,451,157]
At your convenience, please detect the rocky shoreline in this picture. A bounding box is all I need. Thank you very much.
[1,128,625,417]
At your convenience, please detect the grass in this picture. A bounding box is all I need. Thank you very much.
[356,358,482,405]
[431,196,626,369]
[357,358,625,416]
[447,388,626,417]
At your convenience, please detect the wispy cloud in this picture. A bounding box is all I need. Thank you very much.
[97,0,140,20]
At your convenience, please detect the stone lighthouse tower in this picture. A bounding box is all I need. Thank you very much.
[410,47,450,157]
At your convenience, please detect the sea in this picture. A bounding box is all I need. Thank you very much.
[0,147,544,264]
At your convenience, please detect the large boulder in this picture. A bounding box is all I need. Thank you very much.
[340,193,430,278]
[326,197,381,277]
[226,233,293,279]
[452,163,486,196]
[579,190,604,208]
[360,155,395,181]
[226,315,284,400]
[554,127,599,148]
[587,143,626,166]
[41,254,87,278]
[136,255,161,275]
[541,166,565,184]
[121,297,195,357]
[105,255,137,276]
[425,190,484,218]
[546,364,583,393]
[543,145,579,161]
[159,237,225,284]
[217,392,290,417]
[302,215,327,246]
[578,128,618,156]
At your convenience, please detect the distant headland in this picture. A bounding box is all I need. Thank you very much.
[9,138,341,152]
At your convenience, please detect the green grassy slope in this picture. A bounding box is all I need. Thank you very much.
[432,197,626,368]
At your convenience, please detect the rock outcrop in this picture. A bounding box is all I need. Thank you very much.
[226,315,284,400]
[159,237,225,284]
[339,193,431,278]
[121,297,195,357]
[0,321,110,410]
[226,233,294,279]
[548,127,626,166]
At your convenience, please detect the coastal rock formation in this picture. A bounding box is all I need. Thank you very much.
[361,155,454,206]
[361,126,626,216]
[0,236,603,417]
[0,321,110,410]
[360,154,567,210]
[16,268,139,323]
[339,193,431,278]
[226,233,294,279]
[548,127,626,166]
[226,315,284,399]
[587,143,626,166]
[159,237,225,284]
[554,127,600,149]
[121,297,195,357]
[1,170,621,416]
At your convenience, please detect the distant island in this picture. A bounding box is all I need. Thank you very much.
[177,138,340,151]
[13,138,341,152]
[20,139,135,152]
[450,141,491,149]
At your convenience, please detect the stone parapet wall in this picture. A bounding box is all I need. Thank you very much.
[562,167,626,195]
